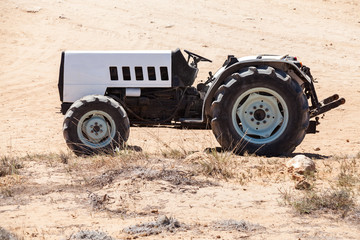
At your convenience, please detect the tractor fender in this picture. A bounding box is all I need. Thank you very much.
[203,59,312,119]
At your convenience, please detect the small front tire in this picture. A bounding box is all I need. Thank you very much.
[63,95,130,155]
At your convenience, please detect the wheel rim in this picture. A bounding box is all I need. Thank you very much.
[231,87,289,144]
[77,110,116,148]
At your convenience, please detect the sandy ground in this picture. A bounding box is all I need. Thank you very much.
[1,0,360,239]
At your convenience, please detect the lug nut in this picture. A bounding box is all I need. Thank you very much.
[260,105,263,108]
[251,118,254,122]
[267,115,270,118]
[253,106,257,110]
[250,112,253,115]
[263,120,267,124]
[265,108,269,112]
[256,122,260,125]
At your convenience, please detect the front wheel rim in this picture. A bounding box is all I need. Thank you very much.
[231,87,289,144]
[77,110,116,148]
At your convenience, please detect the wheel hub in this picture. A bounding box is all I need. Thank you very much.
[234,90,287,140]
[253,109,266,121]
[83,116,109,142]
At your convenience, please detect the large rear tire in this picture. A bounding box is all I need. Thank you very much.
[210,66,309,156]
[63,95,130,155]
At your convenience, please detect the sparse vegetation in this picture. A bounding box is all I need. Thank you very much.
[1,149,360,239]
[337,159,359,189]
[161,148,188,159]
[280,155,360,217]
[0,156,23,177]
[59,151,72,164]
[194,150,235,180]
[281,187,355,215]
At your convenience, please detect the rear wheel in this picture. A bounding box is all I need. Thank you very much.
[210,66,309,156]
[63,95,130,155]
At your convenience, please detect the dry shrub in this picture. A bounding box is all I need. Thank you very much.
[337,158,359,189]
[188,150,235,180]
[285,188,355,215]
[0,156,22,177]
[161,148,188,160]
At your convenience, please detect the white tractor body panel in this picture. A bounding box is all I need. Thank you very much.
[63,50,172,102]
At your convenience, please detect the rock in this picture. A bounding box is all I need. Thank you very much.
[286,155,316,175]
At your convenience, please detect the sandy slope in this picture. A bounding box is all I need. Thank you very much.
[0,0,360,239]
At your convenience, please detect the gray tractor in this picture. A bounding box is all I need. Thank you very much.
[58,48,345,156]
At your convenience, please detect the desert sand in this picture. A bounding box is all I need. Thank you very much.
[1,0,360,239]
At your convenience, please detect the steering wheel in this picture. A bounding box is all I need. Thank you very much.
[184,49,212,67]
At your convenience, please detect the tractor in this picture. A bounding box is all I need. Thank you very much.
[58,48,345,156]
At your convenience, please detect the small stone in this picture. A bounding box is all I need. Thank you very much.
[286,155,316,175]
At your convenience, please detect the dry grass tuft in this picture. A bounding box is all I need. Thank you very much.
[190,150,236,180]
[281,187,356,215]
[161,148,189,160]
[337,159,359,189]
[0,156,23,177]
[0,156,24,198]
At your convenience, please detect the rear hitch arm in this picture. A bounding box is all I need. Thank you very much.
[306,93,345,134]
[310,94,346,118]
[301,66,346,118]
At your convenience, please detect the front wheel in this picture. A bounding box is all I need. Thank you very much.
[63,95,130,155]
[210,66,309,156]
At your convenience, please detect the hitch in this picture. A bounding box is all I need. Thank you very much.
[310,94,345,118]
[306,117,319,134]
